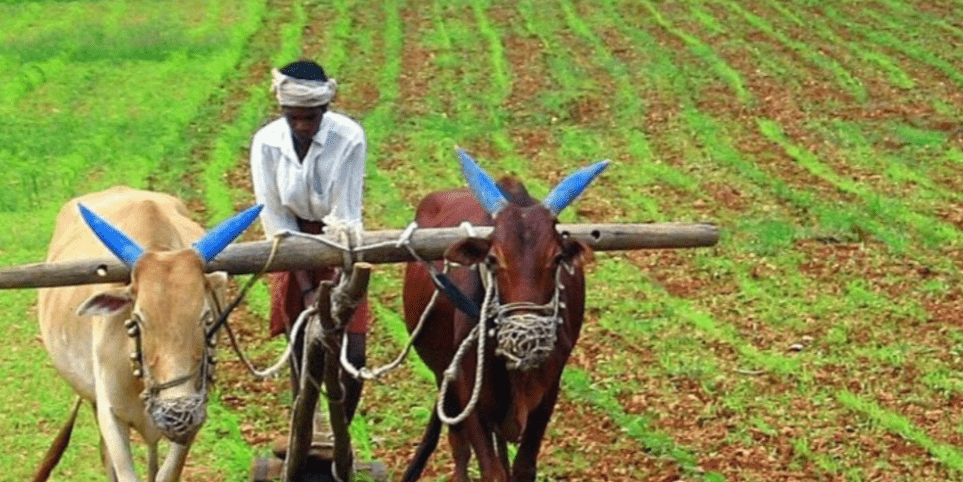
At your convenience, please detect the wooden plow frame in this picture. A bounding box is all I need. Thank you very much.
[0,221,718,481]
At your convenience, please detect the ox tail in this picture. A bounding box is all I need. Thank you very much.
[400,410,443,482]
[32,396,83,482]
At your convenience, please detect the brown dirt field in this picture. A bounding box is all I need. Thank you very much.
[191,1,963,481]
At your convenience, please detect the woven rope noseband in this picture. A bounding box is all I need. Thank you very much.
[486,261,570,371]
[145,392,208,445]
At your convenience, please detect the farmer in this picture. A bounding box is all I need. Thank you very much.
[250,59,369,425]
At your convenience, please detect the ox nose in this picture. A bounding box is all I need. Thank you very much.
[494,313,560,371]
[147,394,207,445]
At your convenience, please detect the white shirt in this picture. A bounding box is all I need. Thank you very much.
[250,112,366,238]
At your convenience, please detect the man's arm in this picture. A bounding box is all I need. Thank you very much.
[251,136,300,238]
[323,132,366,229]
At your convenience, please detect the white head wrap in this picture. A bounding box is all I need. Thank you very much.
[271,69,338,107]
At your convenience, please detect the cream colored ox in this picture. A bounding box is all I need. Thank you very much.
[37,186,260,482]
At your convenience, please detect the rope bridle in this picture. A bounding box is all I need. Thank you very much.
[489,259,571,371]
[123,283,223,402]
[434,260,569,424]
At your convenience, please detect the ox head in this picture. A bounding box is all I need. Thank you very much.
[74,203,261,444]
[447,149,607,369]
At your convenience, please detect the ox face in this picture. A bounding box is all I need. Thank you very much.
[75,203,260,444]
[447,205,585,305]
[133,251,216,444]
[446,150,606,370]
[447,205,590,370]
[77,251,220,443]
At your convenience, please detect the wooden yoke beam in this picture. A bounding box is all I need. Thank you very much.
[0,223,719,289]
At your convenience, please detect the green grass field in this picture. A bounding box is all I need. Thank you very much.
[2,0,963,480]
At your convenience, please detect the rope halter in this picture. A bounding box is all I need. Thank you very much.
[484,260,570,371]
[124,312,216,395]
[122,288,222,443]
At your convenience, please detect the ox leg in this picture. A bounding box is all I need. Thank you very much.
[156,441,191,482]
[98,436,119,482]
[93,403,120,482]
[95,404,137,482]
[463,414,509,482]
[510,378,560,482]
[147,442,158,482]
[447,424,473,482]
[495,433,509,473]
[438,385,472,482]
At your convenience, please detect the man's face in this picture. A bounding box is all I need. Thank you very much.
[283,105,326,146]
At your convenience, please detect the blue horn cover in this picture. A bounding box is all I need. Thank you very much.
[541,160,611,216]
[78,203,145,268]
[457,148,509,216]
[193,204,263,263]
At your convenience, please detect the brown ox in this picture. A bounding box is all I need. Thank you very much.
[401,150,608,482]
[37,186,259,482]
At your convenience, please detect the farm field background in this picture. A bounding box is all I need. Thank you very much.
[1,0,962,481]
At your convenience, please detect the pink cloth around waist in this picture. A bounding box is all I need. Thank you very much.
[267,219,371,337]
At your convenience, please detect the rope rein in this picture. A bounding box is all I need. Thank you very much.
[338,222,459,381]
[434,266,496,425]
[212,228,360,381]
[212,221,567,427]
[212,235,302,379]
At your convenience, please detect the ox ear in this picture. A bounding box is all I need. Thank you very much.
[541,160,610,216]
[193,204,263,263]
[444,237,492,267]
[76,287,134,317]
[205,271,229,304]
[457,148,509,216]
[205,271,228,292]
[78,203,144,268]
[561,238,594,266]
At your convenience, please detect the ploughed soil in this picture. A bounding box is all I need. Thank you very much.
[189,1,963,481]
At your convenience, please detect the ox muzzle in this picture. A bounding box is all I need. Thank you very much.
[146,393,208,445]
[485,263,570,371]
[125,315,215,445]
[493,309,561,371]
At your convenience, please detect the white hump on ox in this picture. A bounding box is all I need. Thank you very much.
[37,186,260,482]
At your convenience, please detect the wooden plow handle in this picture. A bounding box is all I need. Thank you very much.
[283,263,372,482]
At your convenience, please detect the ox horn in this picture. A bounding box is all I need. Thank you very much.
[193,204,263,263]
[457,148,509,216]
[78,203,145,268]
[541,160,610,216]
